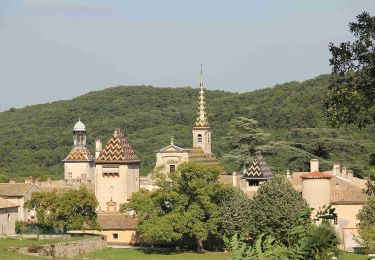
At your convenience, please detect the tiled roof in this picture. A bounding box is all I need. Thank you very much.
[0,197,18,209]
[96,128,140,164]
[290,172,367,204]
[97,212,137,230]
[188,147,223,169]
[243,154,272,179]
[63,147,94,162]
[0,183,34,197]
[300,172,332,179]
[194,83,209,128]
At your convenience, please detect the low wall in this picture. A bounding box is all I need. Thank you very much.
[18,236,107,258]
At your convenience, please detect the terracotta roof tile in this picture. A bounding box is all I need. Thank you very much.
[96,128,140,164]
[97,212,137,230]
[0,183,34,197]
[63,147,94,162]
[290,172,367,204]
[0,197,18,209]
[300,172,332,179]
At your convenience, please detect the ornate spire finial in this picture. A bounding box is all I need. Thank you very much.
[171,136,174,145]
[194,65,209,128]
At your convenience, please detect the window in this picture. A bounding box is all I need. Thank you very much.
[170,165,176,173]
[7,214,10,223]
[334,216,338,225]
[248,180,260,186]
[208,134,210,143]
[103,172,119,177]
[112,233,119,240]
[197,134,202,143]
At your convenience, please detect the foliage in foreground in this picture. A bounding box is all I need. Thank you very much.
[325,12,375,128]
[25,187,98,230]
[357,195,375,253]
[121,162,232,251]
[226,215,339,260]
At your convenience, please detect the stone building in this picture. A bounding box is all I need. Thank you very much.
[0,197,18,235]
[154,76,221,176]
[289,159,367,252]
[63,119,95,182]
[95,128,140,212]
[0,181,40,222]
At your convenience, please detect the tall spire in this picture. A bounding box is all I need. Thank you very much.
[194,65,209,128]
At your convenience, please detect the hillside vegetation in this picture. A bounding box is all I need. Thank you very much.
[0,74,374,181]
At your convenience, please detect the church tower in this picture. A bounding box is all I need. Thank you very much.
[63,119,95,181]
[192,69,212,154]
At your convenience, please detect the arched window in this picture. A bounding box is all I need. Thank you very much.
[198,134,202,143]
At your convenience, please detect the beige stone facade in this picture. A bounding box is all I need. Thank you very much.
[0,182,40,222]
[95,128,140,212]
[0,198,18,235]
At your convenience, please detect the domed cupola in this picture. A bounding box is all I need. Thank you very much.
[73,118,87,147]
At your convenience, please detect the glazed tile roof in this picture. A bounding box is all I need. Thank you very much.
[96,128,140,164]
[0,197,18,209]
[290,172,367,204]
[97,212,137,230]
[300,172,332,179]
[243,154,272,179]
[194,83,209,128]
[63,147,94,162]
[188,147,223,169]
[0,183,34,197]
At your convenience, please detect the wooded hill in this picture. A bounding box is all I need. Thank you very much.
[0,74,374,181]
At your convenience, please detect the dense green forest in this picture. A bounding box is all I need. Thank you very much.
[0,74,374,181]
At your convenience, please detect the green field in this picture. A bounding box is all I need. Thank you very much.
[83,248,229,260]
[0,238,368,259]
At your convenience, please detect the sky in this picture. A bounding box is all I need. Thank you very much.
[0,0,374,112]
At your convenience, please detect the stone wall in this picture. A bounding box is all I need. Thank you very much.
[19,236,106,258]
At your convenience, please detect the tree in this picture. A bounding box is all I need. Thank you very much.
[219,187,251,237]
[324,12,375,128]
[247,175,310,243]
[121,162,232,251]
[357,196,375,252]
[224,117,269,169]
[25,187,98,230]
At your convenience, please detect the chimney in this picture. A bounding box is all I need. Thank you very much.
[341,166,347,177]
[96,139,102,159]
[25,176,34,184]
[286,169,291,179]
[47,177,52,184]
[348,170,353,179]
[8,179,16,184]
[310,159,319,172]
[35,178,41,186]
[232,171,237,187]
[332,163,340,176]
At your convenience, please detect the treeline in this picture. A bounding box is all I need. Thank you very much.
[0,74,374,181]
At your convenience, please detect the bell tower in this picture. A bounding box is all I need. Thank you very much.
[192,66,212,154]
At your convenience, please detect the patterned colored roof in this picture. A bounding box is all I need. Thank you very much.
[0,183,34,197]
[188,147,223,169]
[0,197,18,209]
[63,147,94,162]
[243,154,272,179]
[96,128,140,164]
[300,172,332,179]
[194,82,209,128]
[97,212,137,230]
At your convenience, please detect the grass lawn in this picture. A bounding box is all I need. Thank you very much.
[340,251,367,260]
[82,248,229,260]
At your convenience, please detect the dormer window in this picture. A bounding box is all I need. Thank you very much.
[198,134,202,143]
